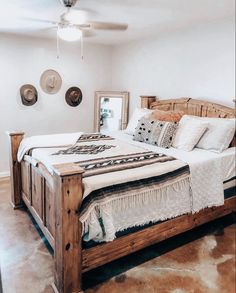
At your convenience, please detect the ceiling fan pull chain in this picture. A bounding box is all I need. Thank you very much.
[81,32,84,60]
[56,29,60,59]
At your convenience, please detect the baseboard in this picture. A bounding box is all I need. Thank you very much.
[0,171,10,178]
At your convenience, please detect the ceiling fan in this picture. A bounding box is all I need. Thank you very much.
[25,0,128,42]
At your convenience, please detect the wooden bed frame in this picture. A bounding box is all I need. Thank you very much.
[8,97,236,293]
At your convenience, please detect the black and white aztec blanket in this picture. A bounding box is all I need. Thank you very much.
[77,152,176,178]
[56,135,190,242]
[77,133,115,142]
[31,133,190,242]
[52,144,116,155]
[18,132,191,242]
[52,133,116,155]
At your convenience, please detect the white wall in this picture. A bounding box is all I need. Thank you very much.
[0,18,235,174]
[0,34,112,174]
[112,19,235,114]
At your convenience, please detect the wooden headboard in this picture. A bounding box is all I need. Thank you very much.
[140,96,236,146]
[141,96,235,118]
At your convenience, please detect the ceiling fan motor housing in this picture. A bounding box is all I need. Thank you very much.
[60,0,78,7]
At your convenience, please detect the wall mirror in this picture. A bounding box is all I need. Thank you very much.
[94,91,129,132]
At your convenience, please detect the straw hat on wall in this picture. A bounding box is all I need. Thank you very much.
[40,69,62,95]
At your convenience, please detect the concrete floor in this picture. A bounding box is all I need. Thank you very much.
[0,177,235,293]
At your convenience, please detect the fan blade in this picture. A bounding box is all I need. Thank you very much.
[38,27,58,32]
[20,17,58,25]
[88,21,128,31]
[76,24,91,29]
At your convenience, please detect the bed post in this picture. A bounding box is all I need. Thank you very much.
[52,163,85,293]
[7,131,25,209]
[140,96,156,109]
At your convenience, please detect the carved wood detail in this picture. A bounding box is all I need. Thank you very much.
[148,97,235,118]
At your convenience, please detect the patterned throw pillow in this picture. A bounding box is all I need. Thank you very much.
[133,117,178,148]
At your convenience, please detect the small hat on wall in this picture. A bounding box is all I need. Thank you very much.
[40,69,62,95]
[20,84,38,106]
[65,87,83,107]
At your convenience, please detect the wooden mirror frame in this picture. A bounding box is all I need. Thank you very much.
[94,91,129,132]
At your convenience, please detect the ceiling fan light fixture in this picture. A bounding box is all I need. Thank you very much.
[57,25,82,41]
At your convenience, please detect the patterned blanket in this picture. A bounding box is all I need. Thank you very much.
[50,133,191,242]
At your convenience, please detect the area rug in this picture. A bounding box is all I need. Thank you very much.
[83,215,236,293]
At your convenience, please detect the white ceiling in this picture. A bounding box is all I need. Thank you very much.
[0,0,235,45]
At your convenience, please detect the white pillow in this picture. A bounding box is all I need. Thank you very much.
[124,108,153,135]
[173,116,209,151]
[179,115,235,153]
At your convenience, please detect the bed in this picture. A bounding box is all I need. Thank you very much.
[8,97,236,293]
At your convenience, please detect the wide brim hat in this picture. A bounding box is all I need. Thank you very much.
[40,69,62,95]
[20,84,38,106]
[65,87,83,107]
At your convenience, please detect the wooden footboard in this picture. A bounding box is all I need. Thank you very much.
[21,159,85,292]
[8,132,85,293]
[7,131,236,293]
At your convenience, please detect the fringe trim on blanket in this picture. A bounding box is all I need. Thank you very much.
[81,176,190,242]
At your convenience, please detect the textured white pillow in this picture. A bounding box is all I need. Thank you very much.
[190,116,235,153]
[124,108,153,135]
[176,115,236,153]
[173,116,209,151]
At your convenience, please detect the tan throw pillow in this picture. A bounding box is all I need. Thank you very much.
[149,110,184,122]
